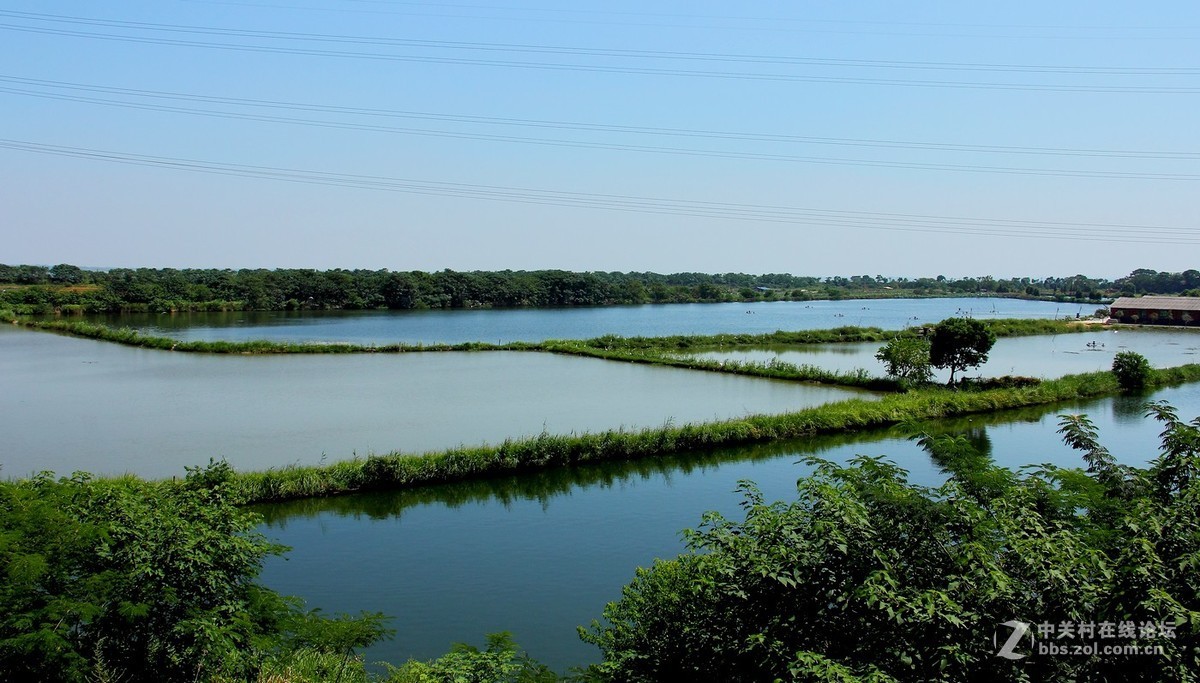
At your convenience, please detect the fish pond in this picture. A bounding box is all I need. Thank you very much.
[255,382,1200,673]
[0,324,869,478]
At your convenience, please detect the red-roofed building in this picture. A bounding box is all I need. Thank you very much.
[1109,296,1200,326]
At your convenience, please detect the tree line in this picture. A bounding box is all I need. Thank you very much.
[1,264,1197,314]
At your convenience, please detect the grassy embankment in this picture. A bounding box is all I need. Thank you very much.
[541,319,1093,391]
[9,317,1094,392]
[227,363,1200,505]
[9,318,536,353]
[8,314,1196,505]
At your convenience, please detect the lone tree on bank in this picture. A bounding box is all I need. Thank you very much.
[929,317,996,385]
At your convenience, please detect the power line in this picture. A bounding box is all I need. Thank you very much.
[96,1,1200,40]
[3,75,1195,160]
[2,11,1199,92]
[2,138,1196,244]
[5,84,1197,181]
[8,10,1200,74]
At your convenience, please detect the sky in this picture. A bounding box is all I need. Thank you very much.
[1,1,1198,277]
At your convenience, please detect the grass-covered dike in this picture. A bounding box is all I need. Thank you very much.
[224,363,1200,505]
[10,317,1099,392]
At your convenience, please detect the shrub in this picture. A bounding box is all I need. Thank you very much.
[1112,351,1153,391]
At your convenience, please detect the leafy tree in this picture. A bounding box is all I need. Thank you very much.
[1112,351,1153,392]
[874,336,933,384]
[0,462,391,682]
[928,317,997,385]
[581,404,1200,682]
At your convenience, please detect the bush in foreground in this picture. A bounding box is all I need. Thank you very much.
[582,403,1199,682]
[0,462,390,682]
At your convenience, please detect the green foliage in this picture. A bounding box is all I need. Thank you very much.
[928,317,998,385]
[284,610,395,683]
[1113,350,1154,392]
[875,336,933,384]
[582,405,1200,682]
[0,462,392,682]
[5,261,1197,314]
[385,632,559,683]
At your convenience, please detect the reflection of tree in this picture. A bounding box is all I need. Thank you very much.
[959,426,993,460]
[253,430,896,527]
[255,396,1118,529]
[1111,394,1151,423]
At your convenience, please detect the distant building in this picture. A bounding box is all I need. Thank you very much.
[1109,296,1200,326]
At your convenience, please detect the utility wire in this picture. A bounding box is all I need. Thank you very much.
[1,12,1198,92]
[2,9,1196,73]
[4,84,1197,181]
[175,0,1200,40]
[2,138,1196,244]
[3,75,1196,160]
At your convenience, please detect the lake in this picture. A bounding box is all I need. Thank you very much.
[88,297,1076,345]
[0,324,868,479]
[255,383,1200,673]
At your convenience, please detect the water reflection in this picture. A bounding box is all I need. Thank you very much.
[81,297,1071,346]
[256,384,1200,672]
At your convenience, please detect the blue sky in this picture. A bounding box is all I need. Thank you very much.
[1,1,1197,277]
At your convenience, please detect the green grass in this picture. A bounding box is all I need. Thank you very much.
[224,363,1200,505]
[15,317,1101,392]
[566,318,1091,351]
[543,341,901,390]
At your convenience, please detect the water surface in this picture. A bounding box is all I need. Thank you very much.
[681,328,1200,381]
[256,383,1200,673]
[90,297,1074,345]
[0,325,867,478]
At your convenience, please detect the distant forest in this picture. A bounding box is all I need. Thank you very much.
[1,264,1197,315]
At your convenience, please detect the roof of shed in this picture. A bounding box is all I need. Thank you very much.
[1110,296,1200,312]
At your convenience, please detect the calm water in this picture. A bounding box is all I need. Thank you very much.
[256,383,1200,673]
[0,325,868,478]
[681,328,1200,381]
[8,301,1195,674]
[91,297,1074,345]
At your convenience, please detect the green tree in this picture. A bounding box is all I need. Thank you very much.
[1112,351,1153,392]
[0,462,391,682]
[581,404,1200,682]
[874,336,933,384]
[928,317,997,385]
